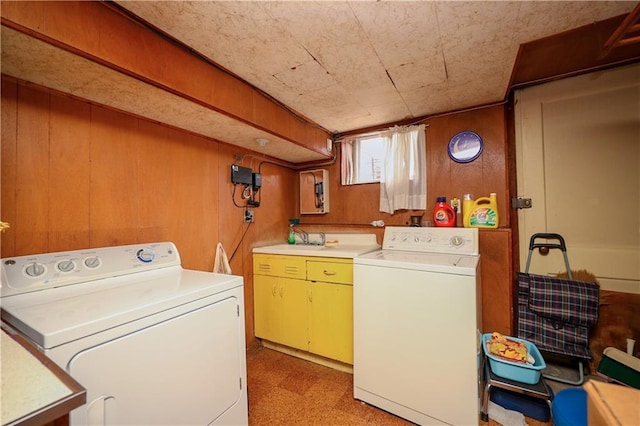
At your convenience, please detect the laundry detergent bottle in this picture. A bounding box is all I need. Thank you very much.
[433,196,456,227]
[464,193,499,228]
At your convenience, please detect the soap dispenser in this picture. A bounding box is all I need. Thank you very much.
[287,218,299,244]
[288,224,296,244]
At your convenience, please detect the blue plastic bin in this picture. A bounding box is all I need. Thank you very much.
[552,388,587,426]
[482,333,546,384]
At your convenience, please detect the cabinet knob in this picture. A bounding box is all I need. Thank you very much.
[323,270,337,276]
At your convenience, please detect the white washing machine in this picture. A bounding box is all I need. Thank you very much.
[1,242,248,426]
[353,226,481,425]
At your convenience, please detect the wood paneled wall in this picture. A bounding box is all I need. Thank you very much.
[1,76,297,348]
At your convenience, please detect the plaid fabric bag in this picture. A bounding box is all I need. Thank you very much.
[517,272,599,360]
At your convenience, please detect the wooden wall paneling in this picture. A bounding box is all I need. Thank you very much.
[212,71,255,121]
[479,228,513,335]
[48,95,91,252]
[425,105,508,226]
[42,1,102,54]
[253,92,289,137]
[88,107,139,247]
[15,84,50,256]
[135,121,219,272]
[476,107,509,227]
[136,120,172,246]
[426,114,454,208]
[306,126,331,155]
[289,115,309,146]
[511,14,640,88]
[1,78,18,256]
[172,131,219,272]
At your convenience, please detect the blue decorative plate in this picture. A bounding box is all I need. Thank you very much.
[448,131,483,163]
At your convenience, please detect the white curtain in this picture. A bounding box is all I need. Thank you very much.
[379,124,427,213]
[340,139,354,185]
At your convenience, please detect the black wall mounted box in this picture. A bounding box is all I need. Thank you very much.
[252,173,262,190]
[230,165,253,185]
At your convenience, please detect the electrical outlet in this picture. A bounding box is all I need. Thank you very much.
[244,209,254,223]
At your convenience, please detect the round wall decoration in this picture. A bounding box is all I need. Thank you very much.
[448,131,483,163]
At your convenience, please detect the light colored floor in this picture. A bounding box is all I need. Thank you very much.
[246,345,551,425]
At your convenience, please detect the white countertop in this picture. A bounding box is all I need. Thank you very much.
[253,233,380,258]
[1,328,85,425]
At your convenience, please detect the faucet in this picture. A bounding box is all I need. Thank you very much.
[294,229,309,245]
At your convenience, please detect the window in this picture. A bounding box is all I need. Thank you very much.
[340,135,385,185]
[341,124,427,213]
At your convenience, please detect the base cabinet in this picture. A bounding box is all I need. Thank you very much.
[253,254,353,364]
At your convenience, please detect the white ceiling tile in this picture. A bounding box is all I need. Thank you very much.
[23,0,637,137]
[273,59,338,93]
[387,55,448,92]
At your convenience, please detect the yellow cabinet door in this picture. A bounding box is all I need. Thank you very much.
[254,275,280,342]
[307,281,353,364]
[254,275,308,351]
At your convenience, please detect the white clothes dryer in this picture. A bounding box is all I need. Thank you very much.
[1,242,247,426]
[353,227,481,425]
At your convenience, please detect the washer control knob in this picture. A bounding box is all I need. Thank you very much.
[84,256,101,269]
[57,260,76,272]
[25,262,46,277]
[137,248,155,263]
[450,236,465,247]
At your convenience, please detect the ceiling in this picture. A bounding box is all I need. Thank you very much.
[114,1,638,134]
[1,1,637,163]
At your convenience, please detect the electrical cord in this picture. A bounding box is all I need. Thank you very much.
[228,221,252,263]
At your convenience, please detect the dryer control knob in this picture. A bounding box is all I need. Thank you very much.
[57,260,76,272]
[84,256,101,269]
[137,248,155,263]
[25,262,46,277]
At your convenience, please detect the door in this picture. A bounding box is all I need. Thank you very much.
[515,63,640,294]
[67,298,243,425]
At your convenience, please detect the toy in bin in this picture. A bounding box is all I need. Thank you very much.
[483,332,546,385]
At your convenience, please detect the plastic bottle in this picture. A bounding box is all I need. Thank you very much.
[433,196,456,227]
[287,223,296,244]
[464,193,499,228]
[451,197,462,227]
[462,194,473,228]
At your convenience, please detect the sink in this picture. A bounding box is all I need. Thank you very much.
[253,234,380,259]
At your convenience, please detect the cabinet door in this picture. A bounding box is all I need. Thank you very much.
[308,281,353,364]
[254,275,280,341]
[279,278,308,351]
[254,275,308,351]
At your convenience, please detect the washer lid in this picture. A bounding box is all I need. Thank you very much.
[1,267,242,349]
[354,250,479,276]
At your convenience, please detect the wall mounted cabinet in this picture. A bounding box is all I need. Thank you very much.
[300,169,329,214]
